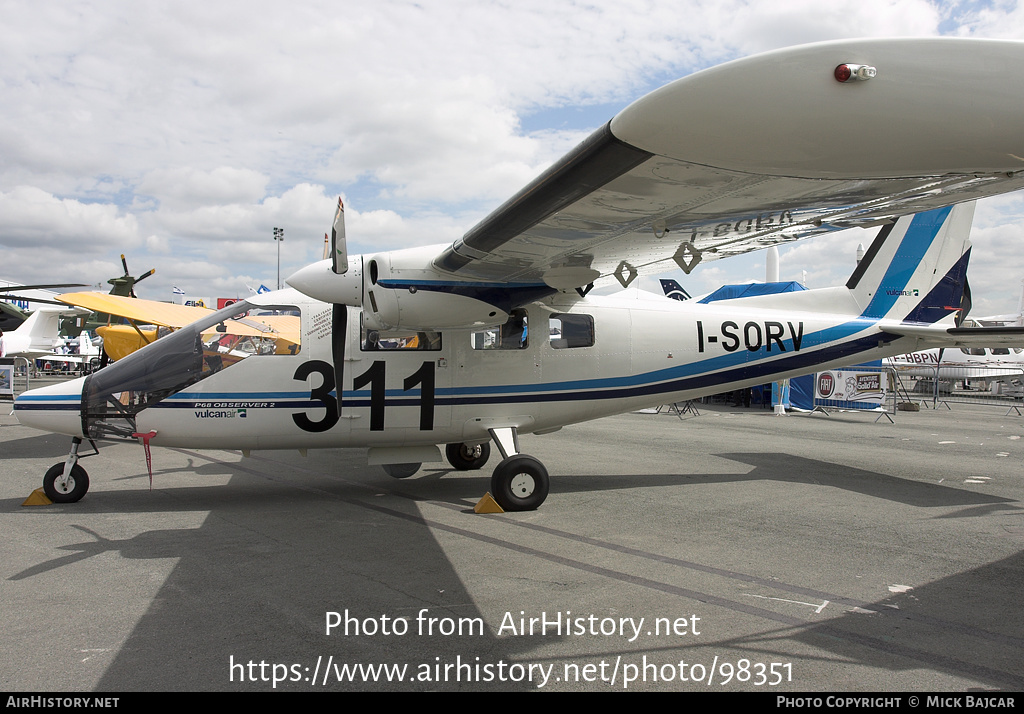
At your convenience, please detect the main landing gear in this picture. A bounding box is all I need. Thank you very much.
[445,432,550,511]
[42,437,99,503]
[483,427,549,512]
[381,431,552,512]
[445,442,491,471]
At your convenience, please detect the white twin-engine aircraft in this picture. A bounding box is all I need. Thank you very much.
[14,38,1024,510]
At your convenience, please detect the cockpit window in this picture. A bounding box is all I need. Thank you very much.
[81,302,300,438]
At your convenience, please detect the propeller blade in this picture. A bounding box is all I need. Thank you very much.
[332,197,348,274]
[0,283,88,292]
[136,269,156,282]
[0,295,73,307]
[121,254,130,277]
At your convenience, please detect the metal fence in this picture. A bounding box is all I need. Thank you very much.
[892,365,1024,415]
[810,366,898,423]
[0,357,32,400]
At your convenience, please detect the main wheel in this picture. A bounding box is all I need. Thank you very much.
[43,463,90,503]
[490,455,549,511]
[382,463,420,479]
[445,442,491,471]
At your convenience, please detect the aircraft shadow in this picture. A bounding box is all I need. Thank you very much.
[74,471,547,691]
[771,551,1024,689]
[393,453,1015,511]
[0,432,78,460]
[6,446,1012,521]
[713,453,1017,509]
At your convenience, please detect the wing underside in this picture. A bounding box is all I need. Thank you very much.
[431,39,1024,290]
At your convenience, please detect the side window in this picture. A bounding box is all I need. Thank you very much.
[360,315,441,351]
[471,309,528,350]
[991,348,1010,355]
[549,314,594,349]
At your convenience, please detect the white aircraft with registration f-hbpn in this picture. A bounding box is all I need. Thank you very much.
[15,38,1024,511]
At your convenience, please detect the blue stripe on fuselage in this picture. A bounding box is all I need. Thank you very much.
[860,206,951,319]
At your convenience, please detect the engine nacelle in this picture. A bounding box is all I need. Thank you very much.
[289,244,549,332]
[362,249,510,331]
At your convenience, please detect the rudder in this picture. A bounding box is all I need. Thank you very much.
[847,202,974,325]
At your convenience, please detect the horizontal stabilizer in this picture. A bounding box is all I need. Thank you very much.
[880,325,1024,348]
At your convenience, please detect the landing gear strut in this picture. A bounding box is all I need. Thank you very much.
[486,427,549,511]
[42,437,99,503]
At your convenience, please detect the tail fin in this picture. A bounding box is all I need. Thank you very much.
[847,202,974,325]
[11,307,68,353]
[659,278,691,301]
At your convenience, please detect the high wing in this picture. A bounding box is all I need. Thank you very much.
[57,291,301,360]
[56,291,214,328]
[430,38,1024,290]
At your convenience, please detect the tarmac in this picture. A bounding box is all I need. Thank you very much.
[2,380,1023,692]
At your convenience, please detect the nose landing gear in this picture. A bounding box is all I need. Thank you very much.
[42,437,99,503]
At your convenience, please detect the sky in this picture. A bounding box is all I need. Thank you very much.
[2,0,1024,317]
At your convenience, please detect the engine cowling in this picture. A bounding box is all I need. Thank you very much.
[362,250,510,331]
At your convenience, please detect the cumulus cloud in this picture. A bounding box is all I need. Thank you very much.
[1,0,1023,311]
[0,186,139,248]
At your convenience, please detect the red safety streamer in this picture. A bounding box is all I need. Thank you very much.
[132,431,158,489]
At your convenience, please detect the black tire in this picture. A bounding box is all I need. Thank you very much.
[445,442,491,471]
[382,463,420,479]
[43,463,90,503]
[490,455,549,511]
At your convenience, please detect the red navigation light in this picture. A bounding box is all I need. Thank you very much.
[835,63,876,83]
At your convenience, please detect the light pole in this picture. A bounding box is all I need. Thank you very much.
[273,227,284,290]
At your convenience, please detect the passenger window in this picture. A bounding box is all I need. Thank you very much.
[361,316,441,351]
[471,309,528,350]
[549,314,594,349]
[991,348,1010,355]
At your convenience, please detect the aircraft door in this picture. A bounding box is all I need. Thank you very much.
[341,310,451,438]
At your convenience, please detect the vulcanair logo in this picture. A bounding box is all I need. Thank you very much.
[884,288,919,297]
[195,408,246,419]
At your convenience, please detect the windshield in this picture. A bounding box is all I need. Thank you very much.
[81,300,300,438]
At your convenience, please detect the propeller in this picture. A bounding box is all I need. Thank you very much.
[109,254,156,298]
[331,197,347,274]
[0,283,89,292]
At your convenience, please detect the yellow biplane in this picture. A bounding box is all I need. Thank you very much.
[56,292,300,363]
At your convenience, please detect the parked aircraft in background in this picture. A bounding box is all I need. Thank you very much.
[13,38,1024,511]
[2,306,90,362]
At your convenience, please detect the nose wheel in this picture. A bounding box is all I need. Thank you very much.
[40,437,99,503]
[43,463,90,503]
